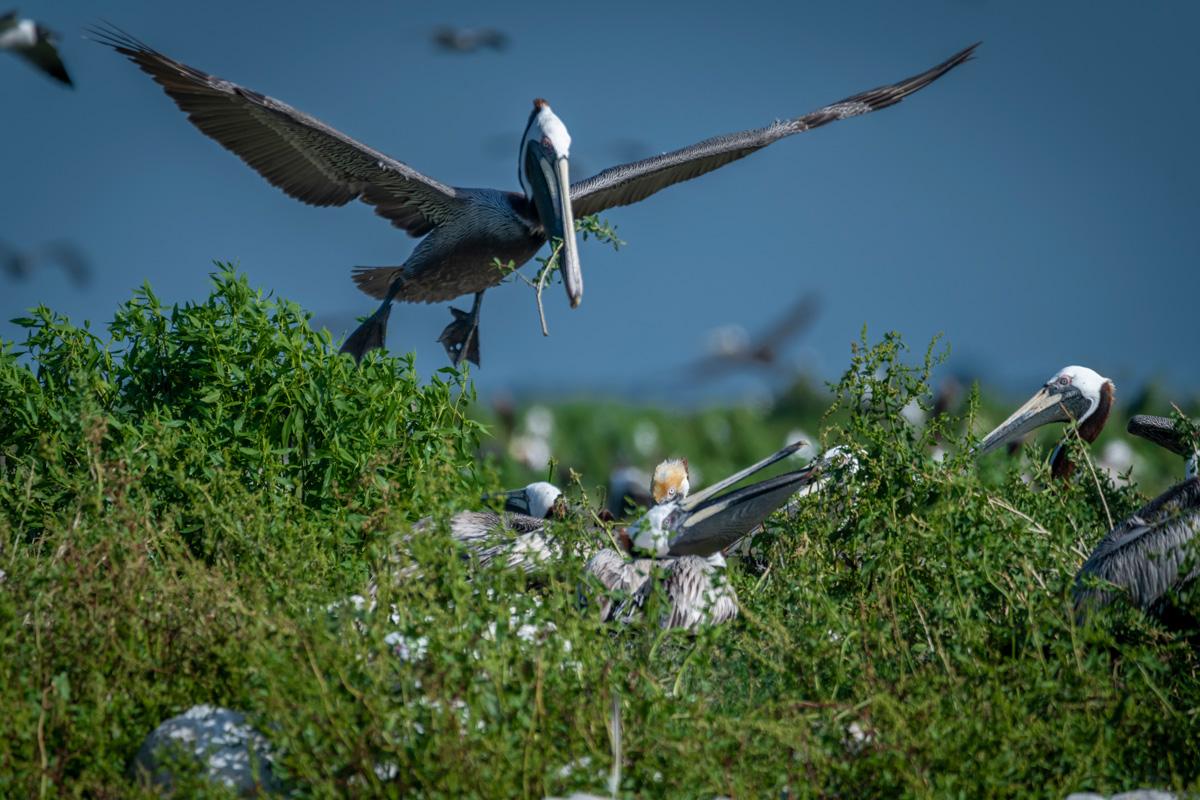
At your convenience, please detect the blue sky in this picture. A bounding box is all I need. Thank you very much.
[3,1,1197,401]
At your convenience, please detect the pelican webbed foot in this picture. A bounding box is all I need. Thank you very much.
[340,301,393,363]
[438,291,483,367]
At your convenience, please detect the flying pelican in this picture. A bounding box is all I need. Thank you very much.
[686,292,821,383]
[1074,414,1200,620]
[1,11,71,86]
[976,365,1115,479]
[94,26,977,366]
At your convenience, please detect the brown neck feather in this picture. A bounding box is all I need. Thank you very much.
[1078,381,1114,443]
[617,529,633,554]
[1051,444,1075,480]
[1052,381,1114,481]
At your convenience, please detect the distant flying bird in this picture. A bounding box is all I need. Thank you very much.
[976,365,1115,479]
[95,25,976,367]
[0,240,90,287]
[0,11,72,86]
[687,292,820,381]
[1074,414,1200,620]
[432,26,509,54]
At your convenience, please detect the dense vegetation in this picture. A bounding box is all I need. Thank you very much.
[1,269,1198,797]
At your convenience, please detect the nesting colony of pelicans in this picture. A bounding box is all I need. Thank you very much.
[10,13,1200,796]
[403,371,1198,632]
[8,16,1189,631]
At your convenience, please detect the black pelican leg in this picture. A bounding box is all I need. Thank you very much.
[438,291,484,367]
[340,277,403,363]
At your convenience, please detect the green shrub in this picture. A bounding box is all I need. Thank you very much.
[0,272,1197,797]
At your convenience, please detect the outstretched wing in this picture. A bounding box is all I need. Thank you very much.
[20,35,73,86]
[669,469,813,557]
[93,25,463,237]
[570,43,977,219]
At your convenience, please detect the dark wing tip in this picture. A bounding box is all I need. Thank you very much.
[85,21,157,58]
[46,59,72,86]
[888,41,981,100]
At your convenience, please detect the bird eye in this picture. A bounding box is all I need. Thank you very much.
[1057,375,1071,386]
[668,487,676,497]
[541,136,552,149]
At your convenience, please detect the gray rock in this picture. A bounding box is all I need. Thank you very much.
[131,705,278,796]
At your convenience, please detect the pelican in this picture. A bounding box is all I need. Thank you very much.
[587,548,739,631]
[94,25,977,366]
[432,481,567,573]
[586,441,833,630]
[1,11,71,86]
[1074,414,1200,620]
[627,440,824,557]
[976,365,1115,479]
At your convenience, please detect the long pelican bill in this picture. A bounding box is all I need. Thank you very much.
[483,487,535,515]
[977,385,1087,455]
[669,466,821,556]
[1127,415,1191,457]
[552,155,582,307]
[680,439,807,512]
[526,139,582,308]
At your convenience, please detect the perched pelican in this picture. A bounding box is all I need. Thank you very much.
[628,440,820,557]
[976,365,1115,479]
[95,25,976,366]
[586,441,832,630]
[1074,415,1200,619]
[450,481,565,570]
[1,11,71,86]
[413,481,566,574]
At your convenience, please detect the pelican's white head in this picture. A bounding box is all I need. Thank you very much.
[522,480,564,519]
[651,458,690,506]
[519,98,581,309]
[977,365,1114,456]
[492,480,564,519]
